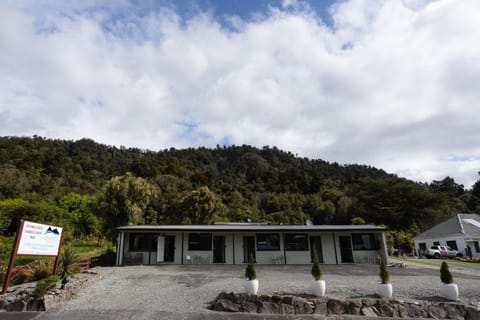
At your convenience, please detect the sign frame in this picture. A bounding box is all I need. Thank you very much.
[2,220,64,294]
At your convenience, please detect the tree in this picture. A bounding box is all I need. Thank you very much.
[59,193,100,238]
[101,173,159,240]
[177,186,224,224]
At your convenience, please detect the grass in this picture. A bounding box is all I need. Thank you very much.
[391,256,480,267]
[71,239,114,258]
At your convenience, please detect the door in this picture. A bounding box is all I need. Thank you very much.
[164,235,175,262]
[157,236,165,263]
[243,236,256,263]
[213,236,225,263]
[310,236,324,263]
[339,236,354,263]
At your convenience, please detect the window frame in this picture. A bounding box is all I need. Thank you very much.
[285,233,309,251]
[128,233,157,252]
[446,240,458,250]
[351,233,377,251]
[188,233,212,251]
[256,233,281,251]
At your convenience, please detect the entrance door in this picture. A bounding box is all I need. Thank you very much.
[339,236,354,263]
[243,236,256,263]
[310,236,324,263]
[213,236,225,263]
[164,236,175,262]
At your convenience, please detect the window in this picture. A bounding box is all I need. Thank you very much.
[256,234,280,251]
[446,241,458,250]
[285,234,308,251]
[129,233,157,252]
[418,243,427,251]
[474,241,480,253]
[352,234,376,250]
[433,241,440,246]
[188,233,212,251]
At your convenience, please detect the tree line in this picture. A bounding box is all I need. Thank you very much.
[1,136,479,246]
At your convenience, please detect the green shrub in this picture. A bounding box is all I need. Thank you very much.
[58,246,79,280]
[440,261,453,284]
[33,275,60,298]
[245,254,256,280]
[311,250,322,281]
[379,259,390,284]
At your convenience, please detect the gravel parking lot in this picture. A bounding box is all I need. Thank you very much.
[36,261,480,320]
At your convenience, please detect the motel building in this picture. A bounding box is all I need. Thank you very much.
[115,223,389,265]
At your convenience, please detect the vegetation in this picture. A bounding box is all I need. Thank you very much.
[245,255,256,281]
[379,260,390,284]
[440,261,454,284]
[311,250,322,281]
[0,136,479,263]
[33,275,60,298]
[58,246,79,281]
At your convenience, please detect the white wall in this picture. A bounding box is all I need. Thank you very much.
[414,235,471,257]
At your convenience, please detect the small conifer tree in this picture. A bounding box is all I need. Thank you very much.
[311,250,322,281]
[440,261,453,284]
[245,254,256,280]
[379,259,390,284]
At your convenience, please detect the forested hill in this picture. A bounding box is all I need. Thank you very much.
[1,136,479,241]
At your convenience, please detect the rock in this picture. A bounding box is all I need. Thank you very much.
[445,303,467,320]
[294,298,313,314]
[313,300,327,314]
[395,303,409,318]
[282,296,294,305]
[258,301,281,314]
[428,303,447,319]
[212,299,240,312]
[327,299,345,314]
[362,298,378,307]
[377,303,397,317]
[6,299,27,312]
[465,306,480,320]
[241,302,258,313]
[344,299,362,315]
[361,306,379,317]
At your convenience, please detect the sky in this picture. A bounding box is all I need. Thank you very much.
[1,0,480,188]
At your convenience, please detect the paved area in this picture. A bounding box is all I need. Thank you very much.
[6,261,479,320]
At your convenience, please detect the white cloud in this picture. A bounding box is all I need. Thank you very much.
[1,0,480,187]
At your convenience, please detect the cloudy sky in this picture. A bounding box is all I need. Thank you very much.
[1,0,479,187]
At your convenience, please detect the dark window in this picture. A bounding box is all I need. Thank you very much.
[352,234,376,250]
[433,241,440,246]
[188,233,212,251]
[256,234,280,251]
[418,243,427,250]
[446,241,458,250]
[474,241,480,253]
[129,233,157,252]
[285,234,308,251]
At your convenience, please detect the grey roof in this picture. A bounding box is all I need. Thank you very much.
[414,213,480,239]
[117,224,385,232]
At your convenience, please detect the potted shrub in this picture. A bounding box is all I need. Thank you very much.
[439,261,458,300]
[244,254,258,294]
[310,250,325,296]
[376,259,392,299]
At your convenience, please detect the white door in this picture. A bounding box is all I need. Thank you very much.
[157,236,165,263]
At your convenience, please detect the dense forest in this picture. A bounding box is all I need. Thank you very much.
[1,136,480,252]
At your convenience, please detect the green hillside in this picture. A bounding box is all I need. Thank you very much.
[1,136,479,246]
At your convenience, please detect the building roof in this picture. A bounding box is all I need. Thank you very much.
[414,213,480,240]
[117,224,385,232]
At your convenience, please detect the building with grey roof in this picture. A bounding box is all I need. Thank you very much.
[115,223,388,266]
[413,213,480,258]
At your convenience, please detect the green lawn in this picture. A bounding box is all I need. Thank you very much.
[391,256,480,267]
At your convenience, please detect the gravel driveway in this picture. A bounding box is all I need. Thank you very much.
[36,261,480,319]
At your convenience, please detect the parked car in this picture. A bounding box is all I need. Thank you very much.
[422,245,462,259]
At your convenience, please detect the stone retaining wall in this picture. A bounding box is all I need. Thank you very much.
[210,292,480,319]
[0,269,101,312]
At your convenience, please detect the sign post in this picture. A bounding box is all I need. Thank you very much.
[1,220,63,295]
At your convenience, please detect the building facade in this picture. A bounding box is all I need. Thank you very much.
[115,223,388,265]
[413,213,480,258]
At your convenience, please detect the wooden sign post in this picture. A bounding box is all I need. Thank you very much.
[2,220,63,295]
